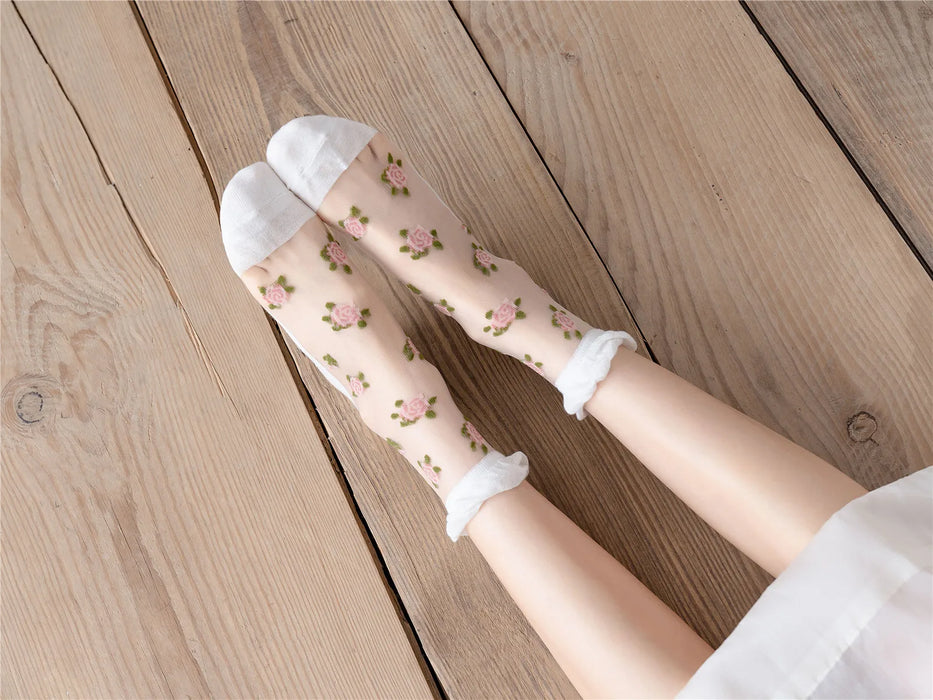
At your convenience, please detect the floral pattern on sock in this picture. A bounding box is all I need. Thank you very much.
[550,304,583,340]
[403,337,424,361]
[322,301,370,331]
[433,299,455,316]
[523,353,545,376]
[259,275,294,309]
[399,226,443,260]
[338,206,369,240]
[461,420,488,454]
[472,242,498,275]
[381,153,410,196]
[418,455,442,488]
[320,232,352,273]
[322,353,338,367]
[346,372,370,397]
[483,298,526,336]
[391,393,437,427]
[406,283,421,295]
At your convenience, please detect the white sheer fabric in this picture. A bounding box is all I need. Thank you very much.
[679,465,933,699]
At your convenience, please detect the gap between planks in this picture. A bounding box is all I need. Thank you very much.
[12,1,445,694]
[739,0,933,281]
[126,2,448,692]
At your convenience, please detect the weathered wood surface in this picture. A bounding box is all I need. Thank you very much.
[457,1,933,490]
[6,0,931,696]
[748,0,933,269]
[139,0,775,695]
[1,3,434,697]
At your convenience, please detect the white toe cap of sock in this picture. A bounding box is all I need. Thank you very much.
[219,162,313,275]
[266,115,376,211]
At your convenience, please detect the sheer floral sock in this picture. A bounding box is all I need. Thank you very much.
[266,116,636,418]
[220,162,527,538]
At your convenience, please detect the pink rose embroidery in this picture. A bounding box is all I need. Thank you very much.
[461,420,489,454]
[346,372,370,397]
[550,304,583,340]
[385,164,406,188]
[391,393,438,427]
[472,242,498,276]
[399,226,443,260]
[433,299,455,316]
[322,301,371,331]
[328,241,348,265]
[338,205,370,240]
[258,275,295,309]
[483,297,526,336]
[381,153,410,196]
[419,455,442,488]
[320,231,352,273]
[523,353,545,376]
[408,226,434,252]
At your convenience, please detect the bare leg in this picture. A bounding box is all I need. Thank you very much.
[467,481,712,698]
[586,349,866,576]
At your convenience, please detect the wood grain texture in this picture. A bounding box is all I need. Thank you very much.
[748,0,933,269]
[457,1,933,488]
[139,0,775,693]
[1,3,434,697]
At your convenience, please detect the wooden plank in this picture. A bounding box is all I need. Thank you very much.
[457,1,933,488]
[138,0,774,692]
[1,3,435,697]
[748,0,933,270]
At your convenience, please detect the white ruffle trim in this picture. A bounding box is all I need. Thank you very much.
[555,328,637,420]
[445,450,529,542]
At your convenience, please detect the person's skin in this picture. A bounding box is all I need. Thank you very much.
[465,481,713,698]
[585,349,867,577]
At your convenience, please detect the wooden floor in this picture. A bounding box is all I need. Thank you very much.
[2,2,931,697]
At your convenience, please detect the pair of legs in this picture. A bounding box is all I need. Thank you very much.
[221,117,866,698]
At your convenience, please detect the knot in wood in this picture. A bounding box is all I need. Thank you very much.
[2,374,60,437]
[846,411,877,443]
